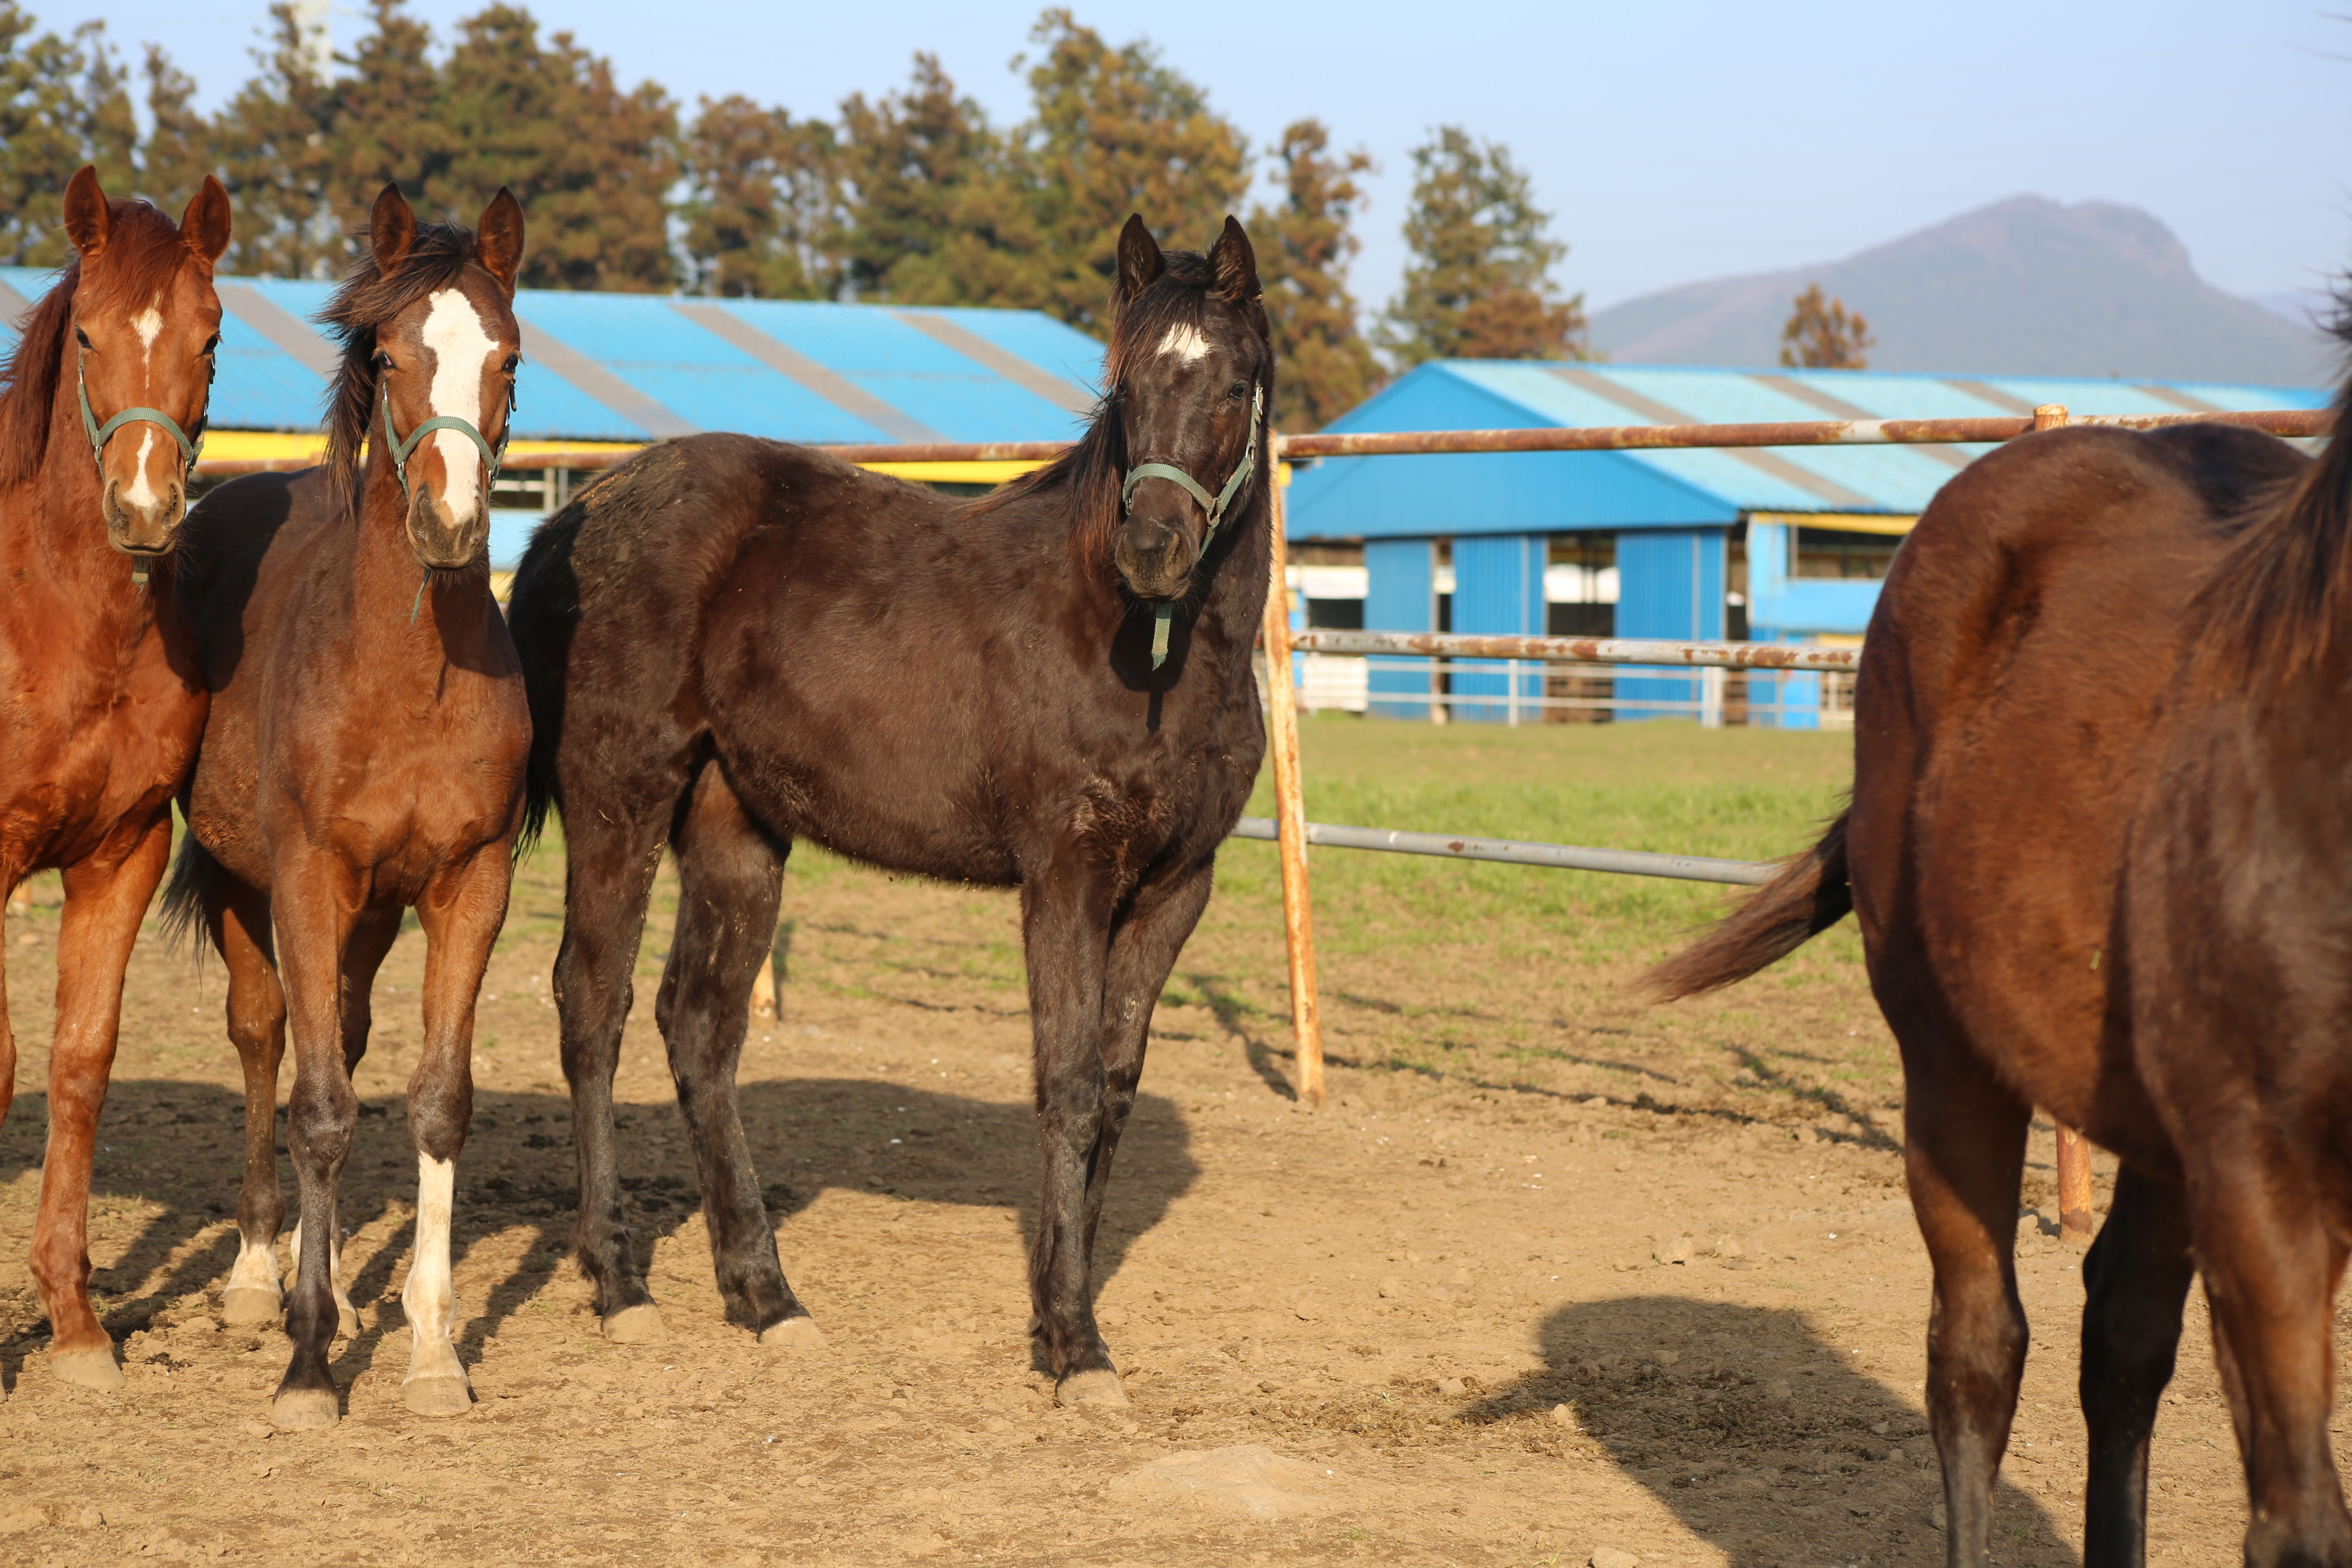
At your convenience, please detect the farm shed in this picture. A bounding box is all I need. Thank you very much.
[1284,361,2328,725]
[0,266,1106,568]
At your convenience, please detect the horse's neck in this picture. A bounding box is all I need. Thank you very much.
[348,465,499,658]
[4,394,167,633]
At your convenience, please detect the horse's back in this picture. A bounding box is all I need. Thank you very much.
[1851,423,2307,1145]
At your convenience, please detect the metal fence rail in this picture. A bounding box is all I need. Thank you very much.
[1229,816,1771,884]
[1287,629,1861,670]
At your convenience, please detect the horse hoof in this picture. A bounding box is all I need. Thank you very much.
[757,1315,827,1350]
[601,1303,668,1345]
[403,1375,472,1418]
[337,1305,359,1340]
[48,1347,125,1391]
[270,1388,339,1430]
[220,1287,281,1327]
[1056,1369,1129,1407]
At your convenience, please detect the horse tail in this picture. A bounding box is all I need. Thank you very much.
[507,499,588,856]
[1644,809,1853,1000]
[158,824,216,963]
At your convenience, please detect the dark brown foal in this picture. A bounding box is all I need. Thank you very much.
[1652,307,2352,1566]
[167,184,530,1429]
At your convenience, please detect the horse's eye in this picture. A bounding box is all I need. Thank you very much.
[1228,381,1248,400]
[75,328,91,350]
[201,334,220,357]
[503,355,521,375]
[374,351,395,372]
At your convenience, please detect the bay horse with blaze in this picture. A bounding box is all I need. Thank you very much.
[1652,309,2352,1566]
[0,167,230,1390]
[507,215,1271,1403]
[166,184,530,1428]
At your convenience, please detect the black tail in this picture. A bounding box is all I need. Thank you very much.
[506,496,589,855]
[1644,809,1853,1000]
[158,825,216,963]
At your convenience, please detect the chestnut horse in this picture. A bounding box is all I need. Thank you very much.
[506,216,1270,1403]
[1651,314,2352,1566]
[165,185,530,1428]
[0,167,230,1390]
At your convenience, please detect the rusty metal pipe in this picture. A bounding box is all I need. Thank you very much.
[1289,629,1860,670]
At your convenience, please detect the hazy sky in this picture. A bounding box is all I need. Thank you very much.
[38,0,2352,313]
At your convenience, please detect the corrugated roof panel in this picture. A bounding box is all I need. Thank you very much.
[847,374,1087,444]
[2161,381,2331,413]
[1976,376,2215,418]
[723,301,989,376]
[1781,368,2022,421]
[917,307,1105,398]
[1441,364,1833,512]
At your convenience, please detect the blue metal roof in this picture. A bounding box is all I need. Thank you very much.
[0,265,1106,445]
[1287,360,2331,539]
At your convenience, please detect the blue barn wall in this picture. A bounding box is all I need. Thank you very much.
[1614,529,1727,719]
[1363,538,1437,719]
[1450,535,1547,720]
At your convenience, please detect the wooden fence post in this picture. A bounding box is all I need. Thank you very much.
[2056,1125,2094,1242]
[1261,445,1325,1107]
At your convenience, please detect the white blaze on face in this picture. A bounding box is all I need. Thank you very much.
[1156,323,1209,364]
[419,287,499,521]
[116,302,171,512]
[132,304,163,368]
[121,429,159,510]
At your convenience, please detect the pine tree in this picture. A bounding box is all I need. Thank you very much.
[211,3,340,277]
[1019,9,1248,334]
[0,2,138,267]
[1780,283,1873,369]
[1376,125,1586,367]
[430,5,678,291]
[1250,119,1380,430]
[837,53,1045,308]
[136,43,216,215]
[680,94,843,300]
[325,0,444,225]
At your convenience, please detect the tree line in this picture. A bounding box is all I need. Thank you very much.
[0,0,1590,428]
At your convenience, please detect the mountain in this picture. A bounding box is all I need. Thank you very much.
[1588,196,2332,386]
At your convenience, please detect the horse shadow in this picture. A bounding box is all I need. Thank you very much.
[0,1072,1200,1396]
[1466,1295,2076,1567]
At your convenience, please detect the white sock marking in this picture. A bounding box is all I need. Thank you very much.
[121,429,158,510]
[226,1231,281,1295]
[1156,323,1209,364]
[402,1154,466,1387]
[419,289,498,524]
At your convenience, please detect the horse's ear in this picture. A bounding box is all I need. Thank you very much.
[1209,216,1259,304]
[477,187,525,293]
[370,183,417,274]
[63,165,111,258]
[1114,214,1163,306]
[179,175,232,267]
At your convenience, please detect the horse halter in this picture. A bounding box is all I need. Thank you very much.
[379,375,514,506]
[1121,383,1263,669]
[78,341,211,588]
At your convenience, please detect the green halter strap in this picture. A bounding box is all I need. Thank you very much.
[78,343,211,590]
[380,378,513,504]
[1122,384,1263,670]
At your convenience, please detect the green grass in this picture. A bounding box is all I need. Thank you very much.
[1215,714,1854,963]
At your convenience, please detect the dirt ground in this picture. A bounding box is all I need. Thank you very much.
[0,788,2330,1566]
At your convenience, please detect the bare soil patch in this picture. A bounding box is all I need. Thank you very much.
[0,737,2329,1565]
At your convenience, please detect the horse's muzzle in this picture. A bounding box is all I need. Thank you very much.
[1114,515,1200,601]
[103,481,185,557]
[406,492,488,572]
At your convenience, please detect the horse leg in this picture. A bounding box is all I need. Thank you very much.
[205,874,291,1328]
[267,859,363,1429]
[657,765,817,1346]
[32,819,172,1390]
[552,786,676,1343]
[1020,849,1123,1403]
[398,852,508,1418]
[0,861,20,1146]
[1895,1016,2032,1568]
[2079,1164,2196,1568]
[1071,858,1216,1384]
[297,908,401,1340]
[2185,1140,2352,1565]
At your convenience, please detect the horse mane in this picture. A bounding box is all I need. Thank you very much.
[0,199,196,490]
[318,219,486,513]
[2194,295,2352,693]
[962,248,1233,574]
